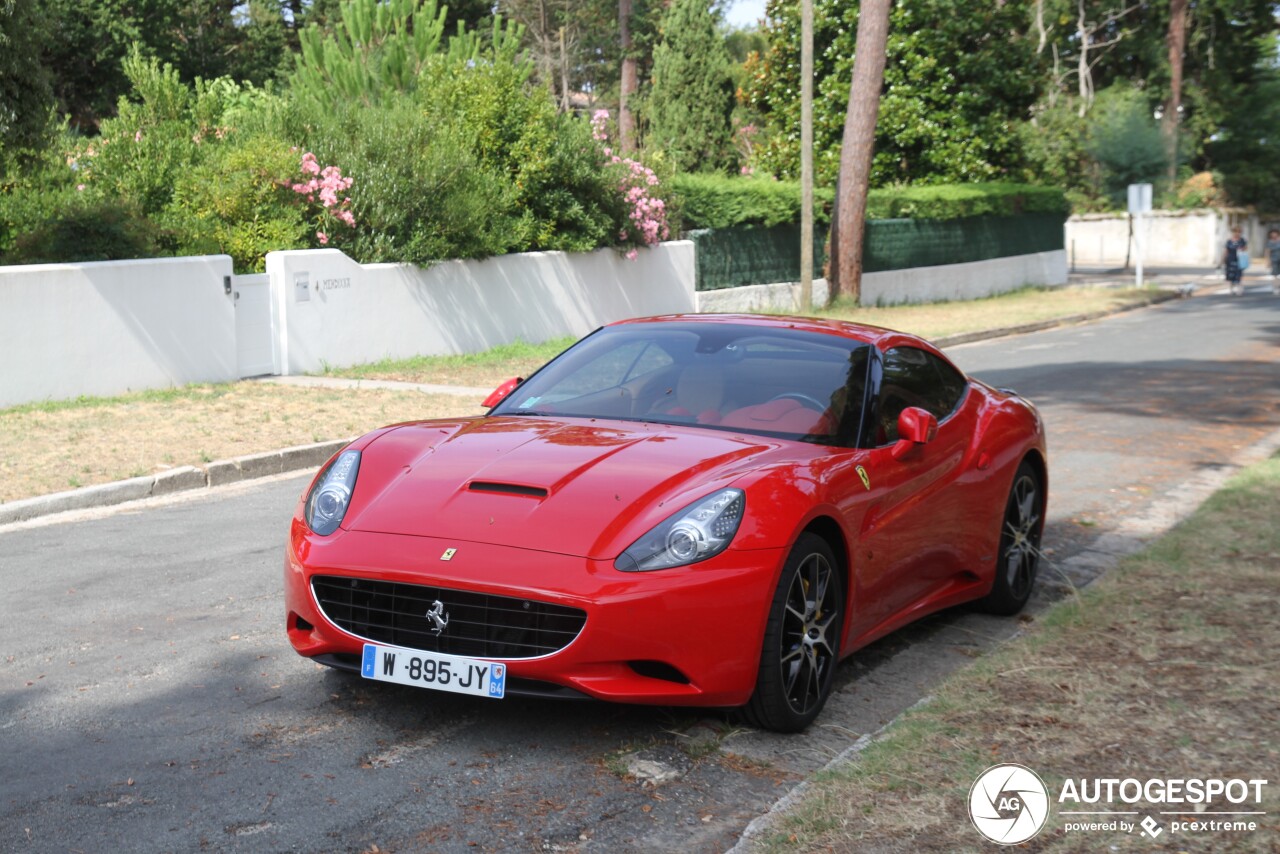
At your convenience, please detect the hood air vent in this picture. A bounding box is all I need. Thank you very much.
[468,481,549,498]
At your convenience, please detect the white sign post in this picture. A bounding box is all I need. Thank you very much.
[1128,183,1153,287]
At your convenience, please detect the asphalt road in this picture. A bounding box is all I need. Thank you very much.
[3,288,1278,854]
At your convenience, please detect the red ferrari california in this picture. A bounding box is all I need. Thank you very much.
[284,315,1047,732]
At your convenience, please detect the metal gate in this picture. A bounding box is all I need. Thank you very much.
[233,273,276,378]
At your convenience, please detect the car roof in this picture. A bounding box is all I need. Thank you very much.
[608,313,949,360]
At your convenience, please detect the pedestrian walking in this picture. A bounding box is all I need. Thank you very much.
[1266,228,1280,295]
[1223,226,1248,296]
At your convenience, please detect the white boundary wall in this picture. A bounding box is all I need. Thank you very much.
[0,240,1070,408]
[1065,209,1280,267]
[265,242,696,375]
[0,255,236,408]
[696,250,1067,313]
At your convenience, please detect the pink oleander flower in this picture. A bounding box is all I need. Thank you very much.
[76,184,85,191]
[591,110,610,142]
[291,152,356,245]
[134,130,143,142]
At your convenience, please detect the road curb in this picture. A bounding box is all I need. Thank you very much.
[0,439,350,526]
[0,289,1188,527]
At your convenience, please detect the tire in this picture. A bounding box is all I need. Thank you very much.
[743,533,844,733]
[980,460,1044,616]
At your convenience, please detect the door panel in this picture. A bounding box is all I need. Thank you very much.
[234,274,274,378]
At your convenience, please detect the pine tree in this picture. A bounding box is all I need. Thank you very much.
[646,0,735,173]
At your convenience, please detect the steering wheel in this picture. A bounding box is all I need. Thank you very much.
[767,392,827,412]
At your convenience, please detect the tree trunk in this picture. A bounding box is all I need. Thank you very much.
[618,0,637,152]
[1077,0,1090,116]
[1163,0,1189,192]
[831,0,891,304]
[1034,0,1047,54]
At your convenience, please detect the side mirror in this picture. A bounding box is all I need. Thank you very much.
[482,377,523,409]
[891,406,937,460]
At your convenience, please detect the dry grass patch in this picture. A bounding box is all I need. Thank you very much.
[814,286,1165,340]
[322,337,578,389]
[759,453,1280,853]
[0,383,483,503]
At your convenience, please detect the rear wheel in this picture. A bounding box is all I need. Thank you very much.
[980,460,1043,615]
[744,533,843,733]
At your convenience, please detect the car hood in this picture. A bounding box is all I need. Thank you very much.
[341,416,783,559]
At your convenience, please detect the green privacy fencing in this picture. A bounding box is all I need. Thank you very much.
[689,212,1066,291]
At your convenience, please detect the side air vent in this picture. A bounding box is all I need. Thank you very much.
[468,481,549,498]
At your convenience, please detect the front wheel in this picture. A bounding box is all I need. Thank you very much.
[743,533,844,733]
[980,460,1044,615]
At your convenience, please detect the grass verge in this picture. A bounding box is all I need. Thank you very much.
[754,452,1280,853]
[0,383,481,504]
[812,285,1167,340]
[321,336,578,389]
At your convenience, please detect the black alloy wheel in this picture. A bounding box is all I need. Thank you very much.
[744,533,844,733]
[980,460,1043,615]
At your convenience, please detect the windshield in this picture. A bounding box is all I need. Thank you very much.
[490,322,872,446]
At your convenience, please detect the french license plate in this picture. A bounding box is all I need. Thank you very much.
[361,643,506,699]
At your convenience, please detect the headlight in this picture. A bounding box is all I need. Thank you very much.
[615,488,745,572]
[305,449,361,536]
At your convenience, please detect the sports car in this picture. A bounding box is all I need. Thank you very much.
[284,314,1047,732]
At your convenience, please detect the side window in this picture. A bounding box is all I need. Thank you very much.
[931,356,967,415]
[876,347,968,443]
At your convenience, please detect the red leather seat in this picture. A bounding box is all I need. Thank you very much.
[720,399,830,435]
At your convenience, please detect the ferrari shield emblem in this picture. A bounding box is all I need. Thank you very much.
[856,465,871,491]
[441,548,457,561]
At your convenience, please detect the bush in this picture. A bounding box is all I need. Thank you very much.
[282,55,626,265]
[417,57,619,254]
[162,133,309,272]
[4,194,166,264]
[673,176,1066,231]
[1086,86,1168,208]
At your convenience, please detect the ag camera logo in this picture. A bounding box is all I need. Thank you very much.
[969,764,1050,844]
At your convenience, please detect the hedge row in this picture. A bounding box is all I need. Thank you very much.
[671,174,834,229]
[673,174,1068,230]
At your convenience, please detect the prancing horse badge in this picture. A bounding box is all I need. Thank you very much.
[855,465,871,491]
[441,548,457,561]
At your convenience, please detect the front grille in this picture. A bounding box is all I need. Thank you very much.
[311,575,587,659]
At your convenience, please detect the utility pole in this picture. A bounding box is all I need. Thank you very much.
[799,0,814,311]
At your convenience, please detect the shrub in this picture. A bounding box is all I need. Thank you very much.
[162,133,310,272]
[4,193,166,264]
[1086,86,1168,208]
[671,173,832,230]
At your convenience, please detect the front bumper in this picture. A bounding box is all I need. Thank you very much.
[284,520,786,707]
